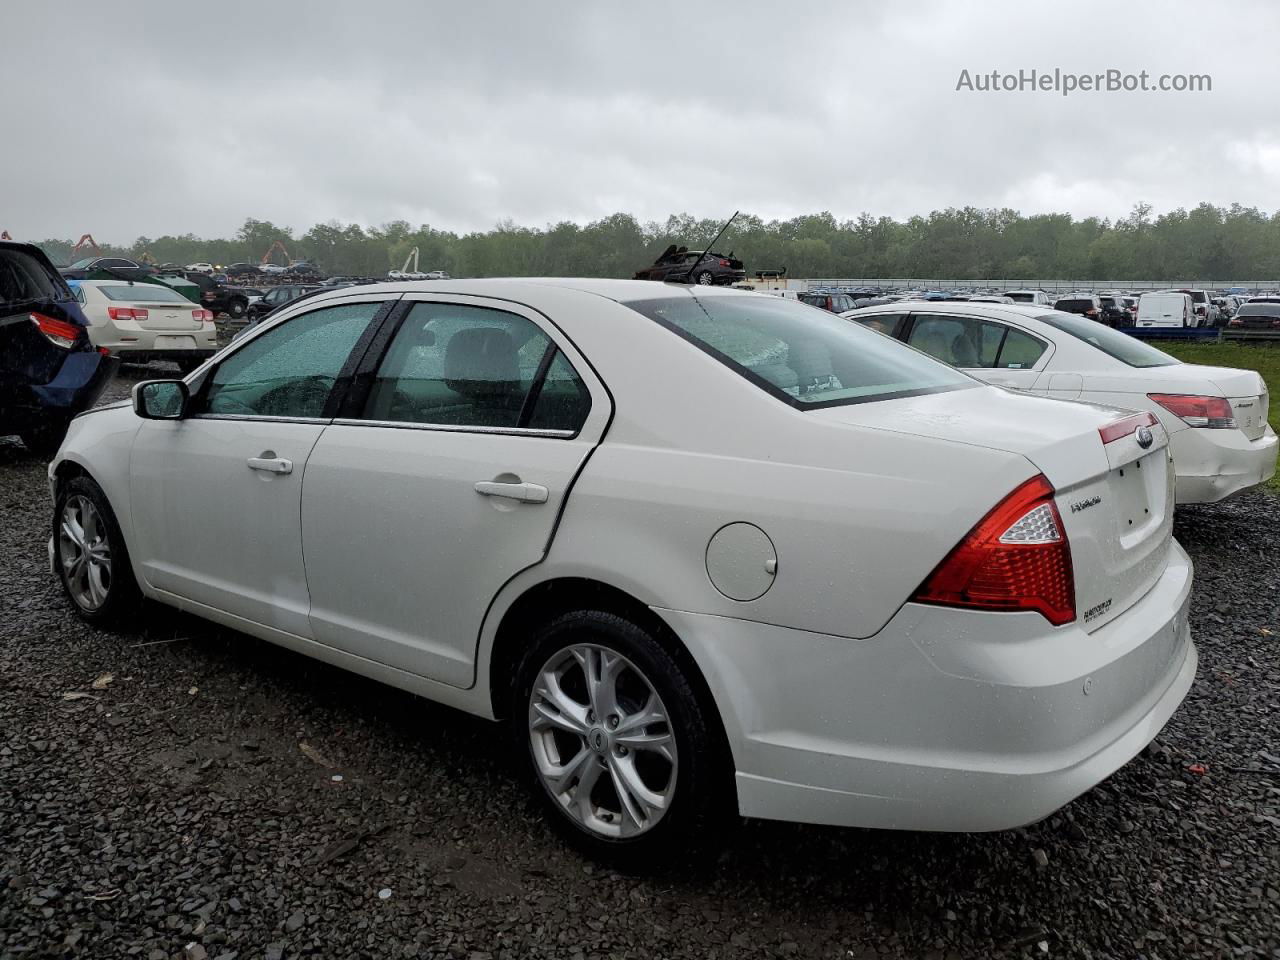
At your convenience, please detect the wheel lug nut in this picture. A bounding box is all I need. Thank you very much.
[608,715,619,728]
[617,746,628,756]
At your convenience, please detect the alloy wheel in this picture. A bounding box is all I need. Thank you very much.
[528,643,678,839]
[58,496,112,611]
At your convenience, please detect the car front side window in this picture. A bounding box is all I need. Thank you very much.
[197,302,381,419]
[361,302,590,432]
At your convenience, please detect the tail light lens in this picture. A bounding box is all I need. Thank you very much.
[1085,308,1098,317]
[912,475,1075,626]
[107,307,149,321]
[192,309,214,321]
[1098,411,1158,445]
[718,259,731,267]
[29,312,82,349]
[1149,393,1236,428]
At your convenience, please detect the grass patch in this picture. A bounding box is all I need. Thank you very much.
[1156,340,1280,491]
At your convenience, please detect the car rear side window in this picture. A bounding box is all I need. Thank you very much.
[200,302,381,418]
[994,327,1047,368]
[0,248,72,306]
[624,294,972,408]
[907,314,1003,368]
[361,302,590,432]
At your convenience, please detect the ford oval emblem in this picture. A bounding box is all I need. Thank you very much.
[1136,426,1154,449]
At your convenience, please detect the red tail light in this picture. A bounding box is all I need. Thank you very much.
[107,306,149,321]
[192,309,214,321]
[29,312,82,349]
[1098,411,1157,445]
[1085,308,1098,317]
[718,259,731,267]
[1148,393,1235,428]
[912,475,1075,626]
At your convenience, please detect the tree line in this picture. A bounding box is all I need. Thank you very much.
[34,202,1280,281]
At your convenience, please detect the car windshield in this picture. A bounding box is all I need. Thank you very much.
[98,283,195,303]
[623,293,975,409]
[1034,312,1178,367]
[0,248,74,305]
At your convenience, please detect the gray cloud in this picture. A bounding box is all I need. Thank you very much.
[3,0,1276,243]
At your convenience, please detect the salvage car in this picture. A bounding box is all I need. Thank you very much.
[244,283,324,320]
[633,246,746,286]
[1,240,118,455]
[74,280,217,373]
[49,279,1195,860]
[845,300,1277,503]
[1228,302,1280,331]
[181,271,251,319]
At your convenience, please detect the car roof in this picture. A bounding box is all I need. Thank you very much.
[845,300,1061,323]
[269,277,759,306]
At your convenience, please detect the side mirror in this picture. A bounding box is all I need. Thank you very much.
[133,380,189,420]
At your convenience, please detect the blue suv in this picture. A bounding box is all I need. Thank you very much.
[1,241,119,456]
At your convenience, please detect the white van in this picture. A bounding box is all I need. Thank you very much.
[1137,292,1195,328]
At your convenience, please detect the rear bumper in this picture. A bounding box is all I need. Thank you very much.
[1171,424,1278,503]
[1,350,118,433]
[656,540,1195,832]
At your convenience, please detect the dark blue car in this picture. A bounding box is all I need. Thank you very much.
[1,241,119,456]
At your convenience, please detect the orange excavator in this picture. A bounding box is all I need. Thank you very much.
[71,234,102,258]
[260,239,291,266]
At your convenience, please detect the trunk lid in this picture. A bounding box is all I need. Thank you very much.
[811,385,1174,632]
[135,302,203,332]
[1203,366,1269,441]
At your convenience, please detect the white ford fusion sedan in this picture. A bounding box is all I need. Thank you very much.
[49,279,1195,860]
[844,301,1278,504]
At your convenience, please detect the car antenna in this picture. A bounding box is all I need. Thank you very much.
[682,211,740,284]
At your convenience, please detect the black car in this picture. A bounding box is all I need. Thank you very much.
[224,262,261,278]
[1053,295,1104,323]
[59,257,155,282]
[284,261,323,279]
[633,246,746,286]
[1,242,119,455]
[243,283,325,320]
[181,271,250,320]
[1229,303,1280,331]
[1097,295,1129,327]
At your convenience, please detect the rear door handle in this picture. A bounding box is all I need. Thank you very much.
[474,480,549,503]
[247,457,293,475]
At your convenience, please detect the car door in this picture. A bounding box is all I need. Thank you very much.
[129,297,392,635]
[300,295,611,687]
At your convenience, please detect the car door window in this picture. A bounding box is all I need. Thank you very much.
[995,327,1047,369]
[362,302,590,431]
[907,314,1001,368]
[198,302,380,418]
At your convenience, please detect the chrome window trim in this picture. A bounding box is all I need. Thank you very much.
[331,417,575,439]
[191,414,333,426]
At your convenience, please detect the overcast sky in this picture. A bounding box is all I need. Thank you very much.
[5,0,1277,243]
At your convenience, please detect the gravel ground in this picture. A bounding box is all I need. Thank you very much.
[2,368,1278,960]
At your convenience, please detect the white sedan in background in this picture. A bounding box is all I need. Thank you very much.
[49,280,1194,861]
[846,301,1277,503]
[74,279,218,373]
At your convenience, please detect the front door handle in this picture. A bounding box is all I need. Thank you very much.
[247,456,293,475]
[474,480,549,503]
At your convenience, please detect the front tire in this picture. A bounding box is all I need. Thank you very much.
[54,476,141,626]
[511,610,729,865]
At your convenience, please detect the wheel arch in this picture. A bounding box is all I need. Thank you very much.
[487,576,736,791]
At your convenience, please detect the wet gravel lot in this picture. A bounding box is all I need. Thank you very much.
[2,369,1278,960]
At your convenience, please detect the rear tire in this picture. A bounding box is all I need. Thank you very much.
[694,271,714,286]
[228,299,246,319]
[54,476,142,627]
[510,610,730,866]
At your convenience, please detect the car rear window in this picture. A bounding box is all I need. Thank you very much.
[1034,312,1178,368]
[623,294,974,409]
[97,283,195,304]
[1237,304,1280,317]
[1055,299,1094,311]
[0,247,73,306]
